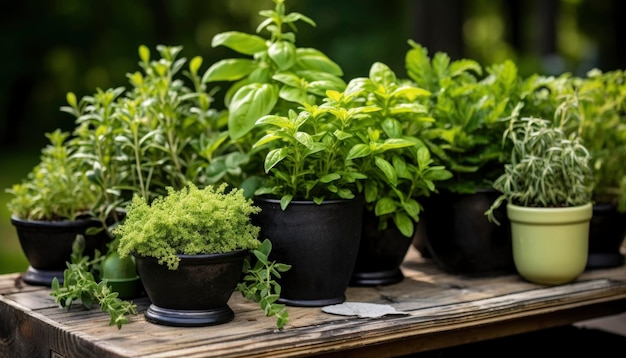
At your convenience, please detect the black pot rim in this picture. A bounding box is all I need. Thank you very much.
[10,214,101,228]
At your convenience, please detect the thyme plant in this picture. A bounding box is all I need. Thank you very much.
[485,115,593,224]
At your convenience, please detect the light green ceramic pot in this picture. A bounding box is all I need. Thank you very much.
[507,202,592,285]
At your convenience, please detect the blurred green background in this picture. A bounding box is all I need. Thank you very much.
[1,0,624,274]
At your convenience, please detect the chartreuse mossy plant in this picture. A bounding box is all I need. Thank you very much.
[115,182,290,329]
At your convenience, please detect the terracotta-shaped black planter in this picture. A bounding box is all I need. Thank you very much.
[587,204,626,269]
[135,250,248,327]
[10,215,110,286]
[253,197,363,307]
[420,189,516,275]
[350,211,412,286]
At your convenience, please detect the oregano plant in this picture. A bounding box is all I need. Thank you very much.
[50,235,138,329]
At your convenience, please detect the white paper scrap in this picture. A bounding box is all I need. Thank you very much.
[321,302,408,318]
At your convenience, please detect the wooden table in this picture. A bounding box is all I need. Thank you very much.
[2,247,626,358]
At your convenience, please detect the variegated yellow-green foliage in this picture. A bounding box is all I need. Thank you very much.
[115,182,261,270]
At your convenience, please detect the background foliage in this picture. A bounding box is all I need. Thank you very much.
[1,0,624,273]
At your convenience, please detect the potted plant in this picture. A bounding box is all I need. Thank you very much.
[5,129,110,286]
[114,182,290,328]
[203,0,347,195]
[485,115,594,285]
[552,69,626,268]
[405,41,546,275]
[58,42,232,285]
[316,62,452,286]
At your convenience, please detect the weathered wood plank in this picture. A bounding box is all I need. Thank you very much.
[1,247,626,358]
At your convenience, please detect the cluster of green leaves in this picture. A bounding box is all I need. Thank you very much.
[252,62,452,237]
[50,235,137,329]
[485,115,593,223]
[348,62,452,237]
[63,45,226,225]
[6,129,97,221]
[205,0,346,141]
[554,69,626,212]
[405,40,547,194]
[237,239,291,330]
[115,182,261,270]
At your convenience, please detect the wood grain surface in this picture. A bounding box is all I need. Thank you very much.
[2,247,625,358]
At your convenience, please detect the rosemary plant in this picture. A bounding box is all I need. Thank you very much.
[485,115,593,224]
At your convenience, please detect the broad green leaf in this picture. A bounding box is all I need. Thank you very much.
[346,143,371,160]
[269,41,297,70]
[294,131,314,149]
[390,86,431,100]
[295,48,344,76]
[203,59,257,82]
[375,156,397,185]
[211,31,267,55]
[320,173,341,183]
[273,72,302,88]
[279,85,310,104]
[264,148,288,172]
[375,197,397,216]
[229,83,279,139]
[393,212,414,237]
[256,115,295,130]
[369,62,396,87]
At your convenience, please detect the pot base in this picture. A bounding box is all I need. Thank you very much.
[278,296,345,307]
[350,269,404,286]
[22,266,64,286]
[145,304,234,327]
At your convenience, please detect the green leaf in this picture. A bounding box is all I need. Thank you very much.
[393,212,414,237]
[256,115,295,130]
[346,143,371,160]
[268,41,297,70]
[295,48,344,76]
[279,85,310,104]
[375,197,397,216]
[229,83,279,139]
[264,148,288,174]
[375,156,397,185]
[203,59,257,82]
[211,31,267,55]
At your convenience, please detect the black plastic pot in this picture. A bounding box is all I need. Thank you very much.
[587,204,626,269]
[136,250,248,327]
[10,215,110,286]
[253,197,363,307]
[350,211,412,286]
[420,189,516,275]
